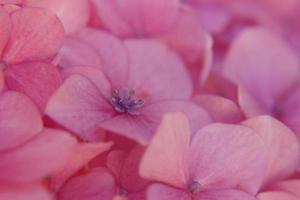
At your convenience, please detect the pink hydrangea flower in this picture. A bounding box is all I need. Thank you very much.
[139,112,267,199]
[46,29,212,144]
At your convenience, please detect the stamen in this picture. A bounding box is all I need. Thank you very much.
[110,89,145,115]
[188,181,202,194]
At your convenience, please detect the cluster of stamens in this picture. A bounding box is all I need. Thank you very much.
[110,89,145,115]
[188,181,202,195]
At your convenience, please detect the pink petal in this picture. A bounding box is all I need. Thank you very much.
[61,66,112,98]
[271,179,300,198]
[3,8,64,64]
[59,36,103,69]
[257,191,299,200]
[189,123,267,194]
[58,168,116,200]
[24,0,90,35]
[0,184,54,200]
[0,91,42,151]
[0,128,77,184]
[99,100,211,144]
[147,184,190,200]
[0,7,11,56]
[78,28,129,87]
[242,116,300,187]
[196,189,258,200]
[120,146,149,193]
[125,39,192,101]
[45,75,113,141]
[92,0,180,36]
[140,113,190,188]
[106,150,127,179]
[5,62,62,112]
[223,27,300,116]
[50,141,113,191]
[193,94,244,123]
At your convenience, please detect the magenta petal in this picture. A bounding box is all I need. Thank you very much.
[58,168,116,200]
[242,116,300,187]
[0,91,42,151]
[78,28,129,87]
[3,8,64,64]
[50,141,113,191]
[0,184,54,200]
[140,113,190,188]
[271,179,300,198]
[125,39,192,101]
[189,123,267,194]
[24,0,90,35]
[0,7,11,56]
[223,27,300,115]
[46,75,113,141]
[147,184,190,200]
[5,62,62,112]
[193,94,244,123]
[197,189,258,200]
[0,128,77,184]
[257,191,299,200]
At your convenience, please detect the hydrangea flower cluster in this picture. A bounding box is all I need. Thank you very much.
[0,0,300,200]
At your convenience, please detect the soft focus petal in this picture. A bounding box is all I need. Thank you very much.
[3,8,64,64]
[0,91,42,151]
[242,116,300,187]
[189,123,267,194]
[92,0,180,36]
[257,191,299,200]
[0,6,11,56]
[125,39,192,101]
[196,189,258,200]
[271,179,300,198]
[24,0,90,35]
[0,128,77,184]
[0,184,54,200]
[193,94,244,123]
[140,113,190,188]
[5,62,62,111]
[50,141,113,191]
[46,75,113,141]
[58,168,116,200]
[223,27,300,116]
[147,184,190,200]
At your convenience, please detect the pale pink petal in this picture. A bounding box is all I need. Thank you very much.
[120,146,149,193]
[193,94,244,123]
[196,189,258,200]
[78,28,129,87]
[50,141,113,191]
[242,116,300,186]
[140,113,190,188]
[92,0,180,36]
[5,62,62,111]
[24,0,90,35]
[0,91,42,151]
[0,128,77,184]
[257,191,299,200]
[59,37,103,69]
[223,27,300,116]
[99,100,211,144]
[61,66,112,98]
[271,179,300,198]
[58,168,116,200]
[189,124,267,194]
[0,184,54,200]
[3,8,64,64]
[0,7,11,56]
[147,184,190,200]
[125,39,192,101]
[45,75,113,141]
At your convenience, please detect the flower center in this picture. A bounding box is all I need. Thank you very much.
[110,89,145,115]
[188,181,202,195]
